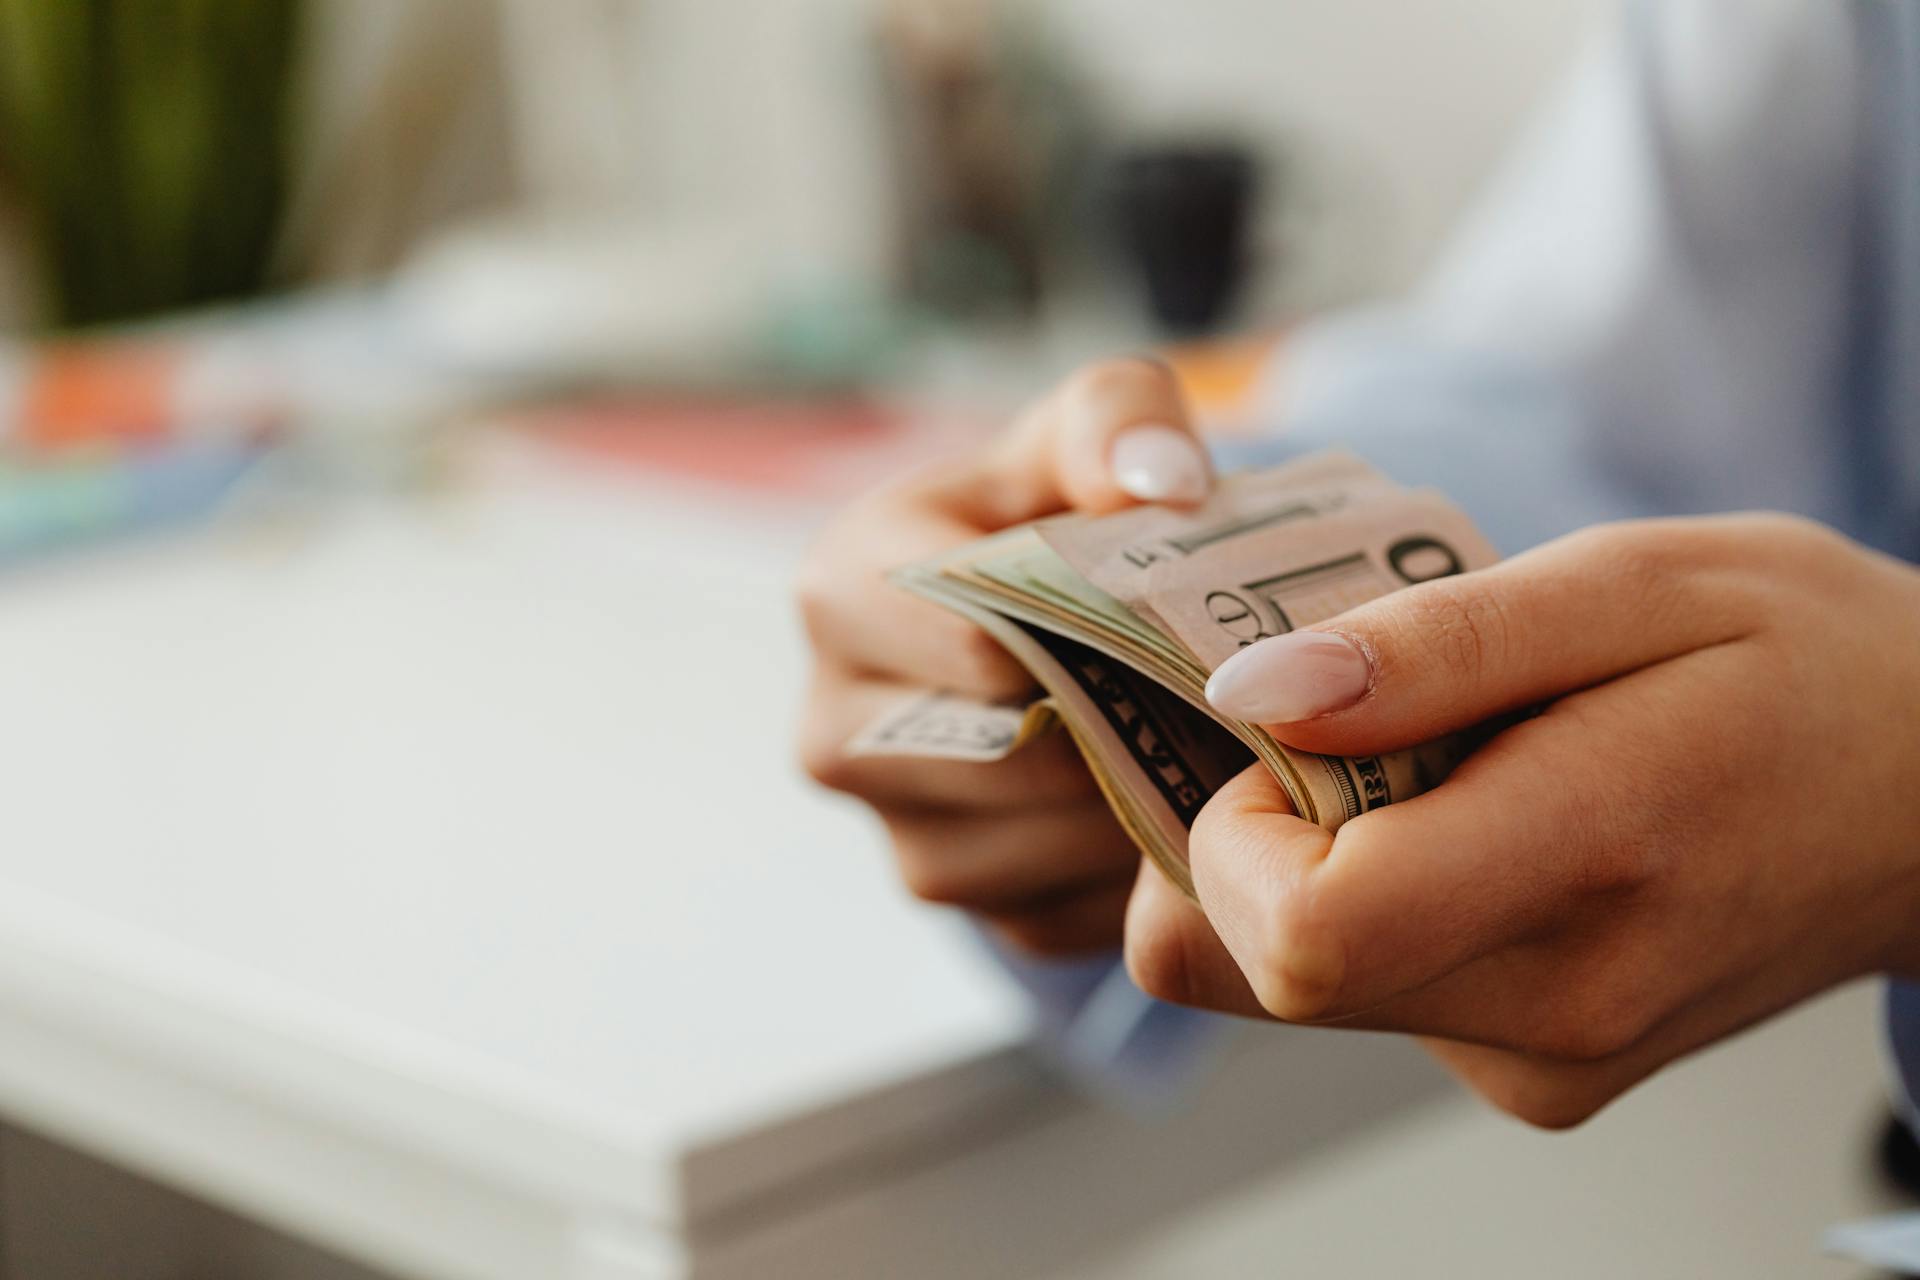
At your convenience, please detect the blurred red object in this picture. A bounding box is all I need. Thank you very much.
[494,395,961,501]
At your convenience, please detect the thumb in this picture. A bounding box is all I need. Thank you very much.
[935,357,1214,528]
[1201,520,1752,757]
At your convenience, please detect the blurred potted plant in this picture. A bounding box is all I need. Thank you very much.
[0,0,300,329]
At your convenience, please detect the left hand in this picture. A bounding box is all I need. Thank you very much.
[1122,513,1920,1127]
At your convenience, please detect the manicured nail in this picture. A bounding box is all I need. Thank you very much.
[1111,424,1211,504]
[1205,631,1372,723]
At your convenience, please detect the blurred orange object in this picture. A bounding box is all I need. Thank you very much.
[1161,331,1284,433]
[16,342,182,449]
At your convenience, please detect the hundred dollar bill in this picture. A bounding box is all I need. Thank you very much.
[876,450,1500,898]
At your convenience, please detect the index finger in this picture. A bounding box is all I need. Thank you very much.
[796,491,1034,698]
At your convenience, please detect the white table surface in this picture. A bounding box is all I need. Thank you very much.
[14,433,1877,1280]
[0,446,1060,1276]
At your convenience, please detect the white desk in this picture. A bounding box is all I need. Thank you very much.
[0,452,1444,1279]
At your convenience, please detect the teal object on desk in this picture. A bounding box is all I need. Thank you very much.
[0,443,260,563]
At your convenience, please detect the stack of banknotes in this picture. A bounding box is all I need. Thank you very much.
[850,450,1501,898]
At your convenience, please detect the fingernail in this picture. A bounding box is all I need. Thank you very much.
[1205,631,1372,723]
[1111,424,1211,504]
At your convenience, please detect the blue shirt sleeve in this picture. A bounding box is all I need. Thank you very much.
[973,924,1231,1104]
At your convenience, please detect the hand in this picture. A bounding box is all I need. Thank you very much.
[796,358,1213,955]
[1124,513,1920,1126]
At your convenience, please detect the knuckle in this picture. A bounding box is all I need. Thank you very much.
[1503,1078,1607,1131]
[1575,829,1662,900]
[1559,521,1703,601]
[1124,916,1194,1006]
[791,491,918,646]
[794,696,858,793]
[1733,509,1837,553]
[1560,521,1714,639]
[1466,1063,1607,1131]
[1735,513,1860,597]
[1525,709,1667,897]
[1576,512,1849,589]
[792,557,836,644]
[793,535,872,651]
[1229,888,1340,1023]
[1569,844,1656,907]
[1392,580,1512,689]
[1245,943,1340,1023]
[894,852,975,909]
[1566,519,1680,568]
[1429,1042,1622,1132]
[1562,793,1662,898]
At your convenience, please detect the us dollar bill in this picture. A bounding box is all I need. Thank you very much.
[848,690,1057,763]
[870,450,1500,898]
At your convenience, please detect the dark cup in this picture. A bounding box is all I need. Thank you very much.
[1108,143,1259,335]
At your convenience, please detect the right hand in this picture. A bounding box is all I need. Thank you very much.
[795,358,1214,956]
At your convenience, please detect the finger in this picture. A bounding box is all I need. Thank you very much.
[798,674,1098,811]
[797,497,1034,698]
[981,876,1136,957]
[1123,855,1270,1018]
[1188,696,1662,1022]
[1203,517,1761,757]
[883,802,1139,911]
[939,357,1214,525]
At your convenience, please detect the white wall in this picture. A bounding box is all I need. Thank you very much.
[478,0,1606,312]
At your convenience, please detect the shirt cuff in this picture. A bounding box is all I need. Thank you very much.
[1882,979,1920,1134]
[972,924,1232,1105]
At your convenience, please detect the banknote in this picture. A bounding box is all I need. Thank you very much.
[847,690,1056,763]
[873,450,1500,898]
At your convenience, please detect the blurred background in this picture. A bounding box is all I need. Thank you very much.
[0,0,1596,552]
[0,4,1901,1280]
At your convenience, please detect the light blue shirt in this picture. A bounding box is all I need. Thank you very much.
[1003,0,1920,1134]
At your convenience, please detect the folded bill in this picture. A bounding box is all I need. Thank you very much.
[847,690,1058,763]
[868,450,1500,899]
